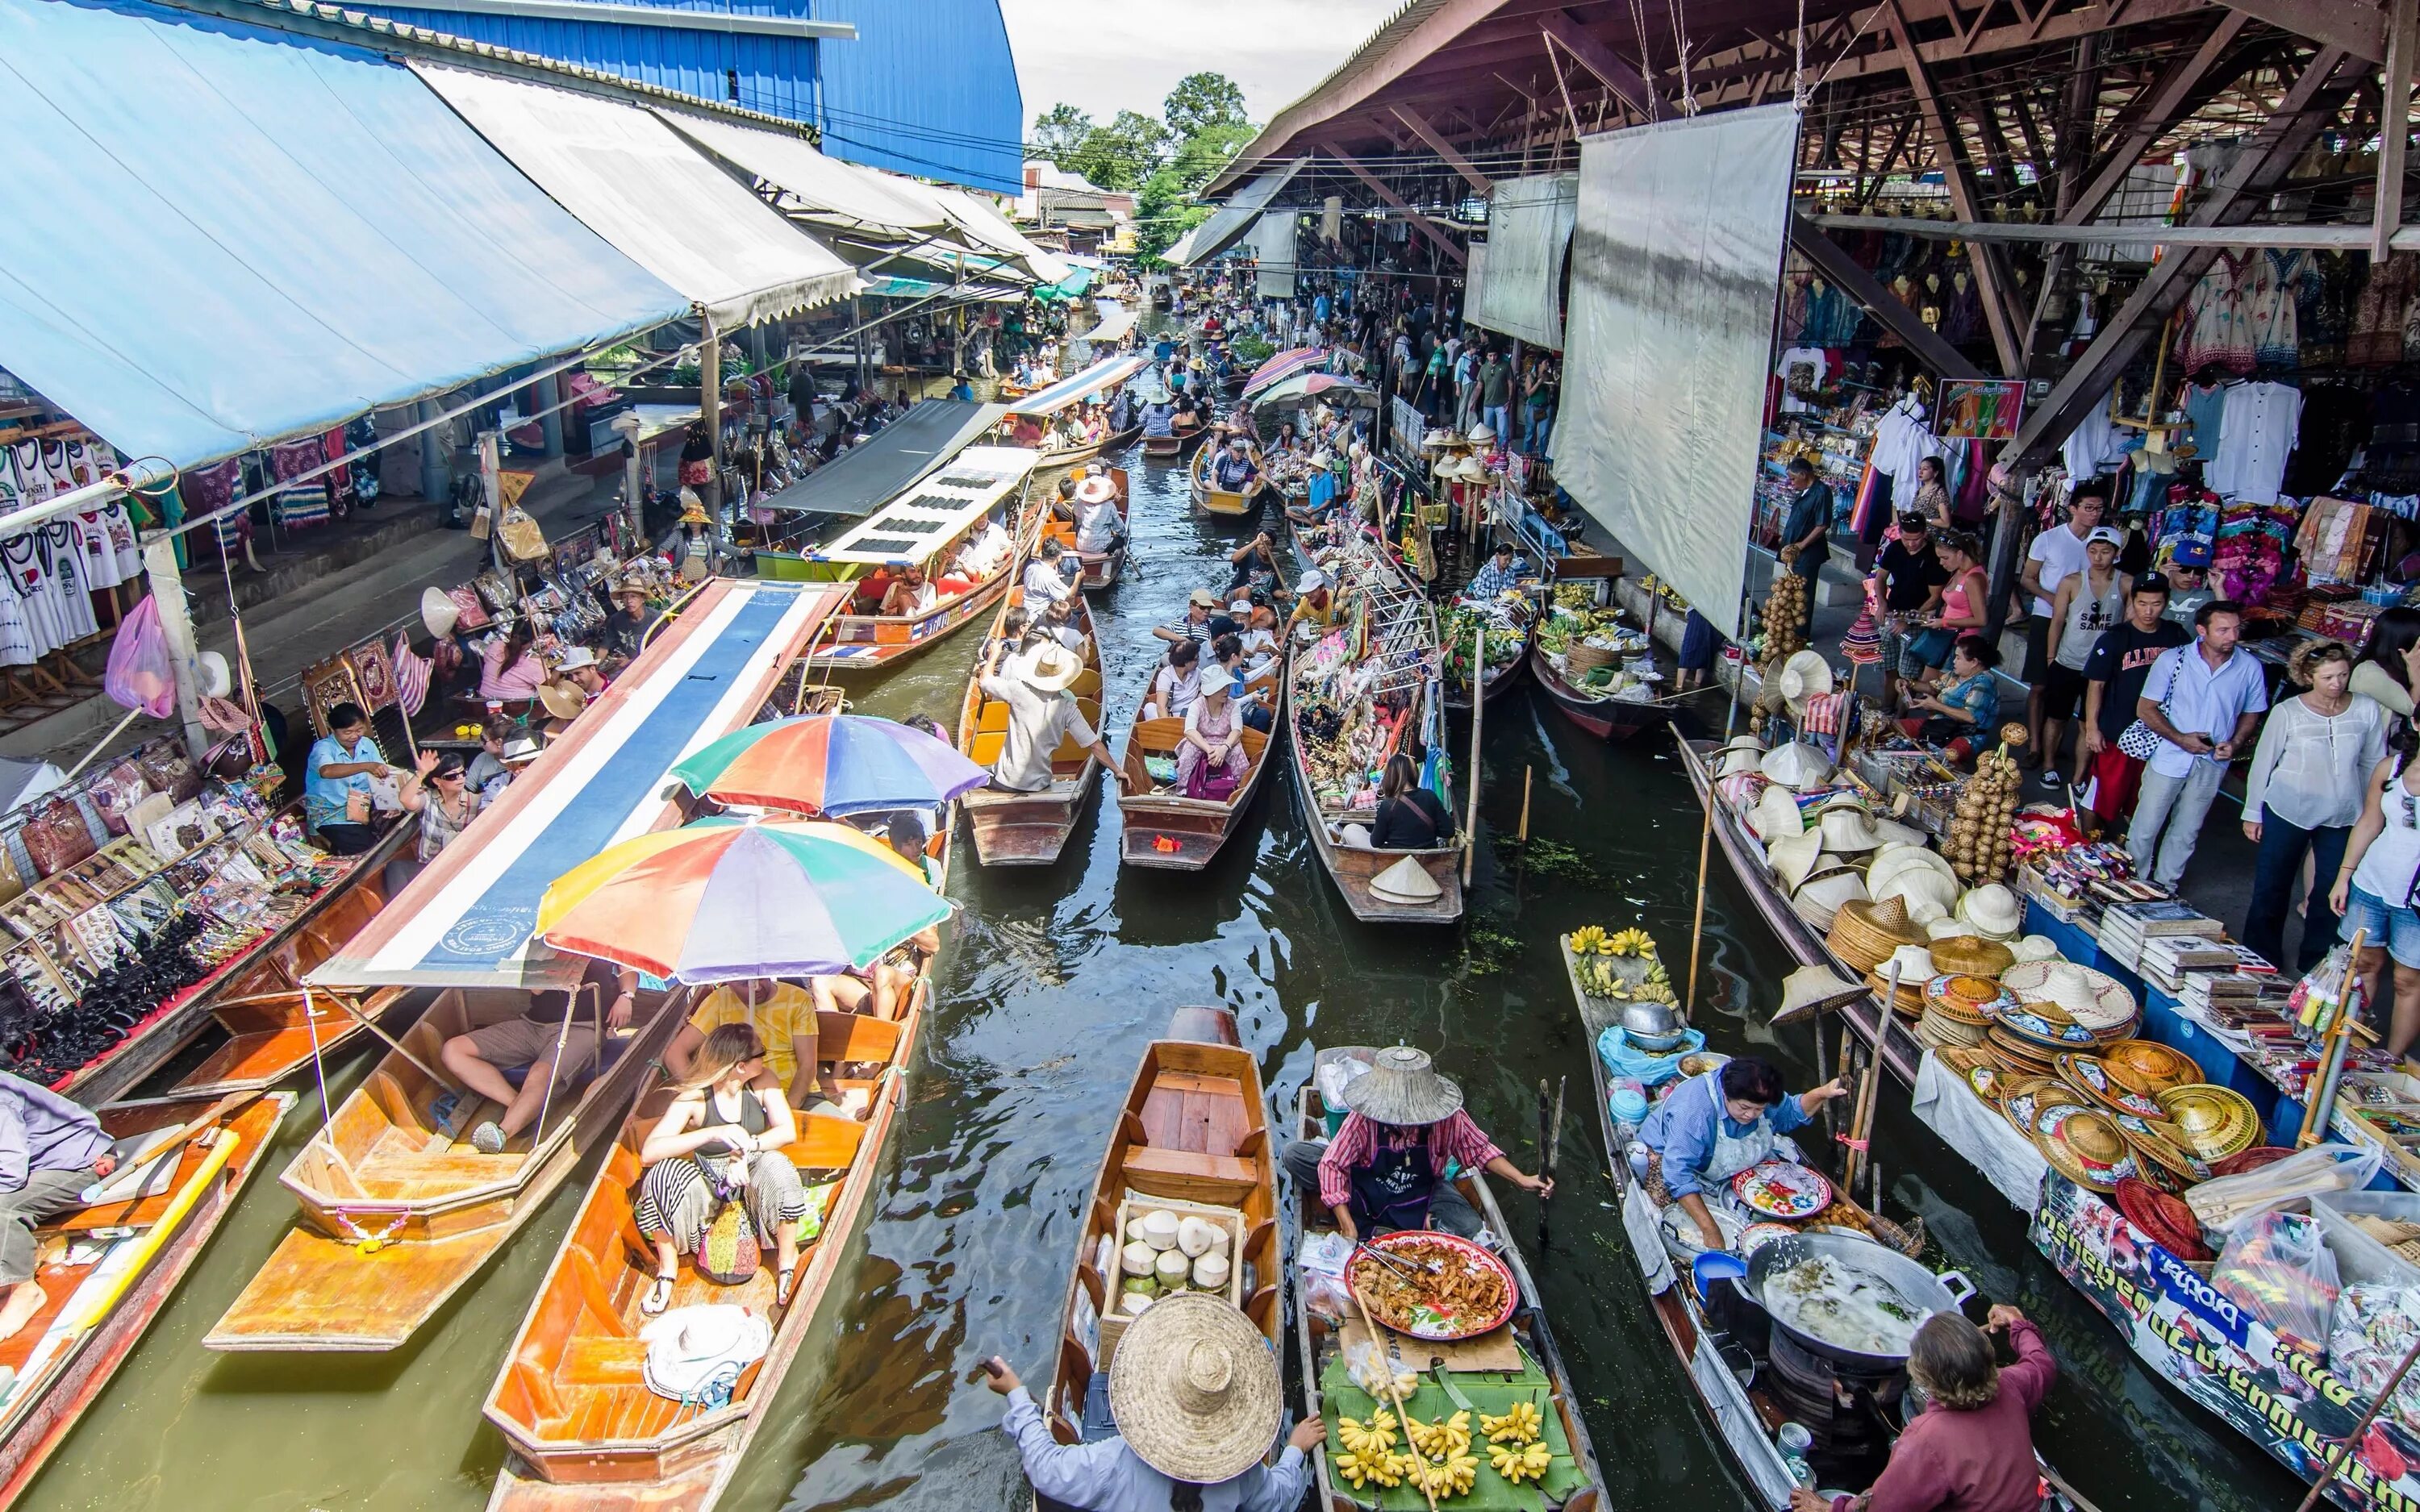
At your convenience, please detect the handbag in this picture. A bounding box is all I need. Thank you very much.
[692,1154,761,1285]
[2116,650,2182,762]
[498,506,551,563]
[19,798,97,878]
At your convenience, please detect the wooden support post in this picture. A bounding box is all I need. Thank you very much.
[2380,0,2416,262]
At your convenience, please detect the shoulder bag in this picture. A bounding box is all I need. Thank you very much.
[2116,648,2182,762]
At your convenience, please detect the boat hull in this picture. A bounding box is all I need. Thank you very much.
[1035,426,1140,472]
[801,569,1012,676]
[1531,643,1679,744]
[957,578,1106,868]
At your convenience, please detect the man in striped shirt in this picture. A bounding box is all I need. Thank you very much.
[1279,1046,1552,1240]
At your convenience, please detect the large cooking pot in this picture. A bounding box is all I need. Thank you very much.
[1742,1230,1975,1372]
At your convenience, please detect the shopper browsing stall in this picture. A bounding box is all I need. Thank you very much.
[2127,602,2267,890]
[2080,573,2188,828]
[2018,492,2105,771]
[2332,730,2420,1063]
[2242,639,2386,972]
[1777,458,1830,638]
[2041,527,2130,792]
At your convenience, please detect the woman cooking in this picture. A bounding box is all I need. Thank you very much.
[1279,1046,1552,1241]
[1634,1056,1848,1252]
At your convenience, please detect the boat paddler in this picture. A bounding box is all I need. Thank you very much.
[1280,1047,1551,1241]
[1634,1055,1847,1252]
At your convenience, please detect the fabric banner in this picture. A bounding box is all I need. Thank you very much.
[2032,1173,2418,1511]
[1550,106,1799,639]
[1468,174,1577,348]
[1254,213,1300,301]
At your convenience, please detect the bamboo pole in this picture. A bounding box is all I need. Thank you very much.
[1517,765,1533,843]
[2300,927,2371,1148]
[1462,625,1483,885]
[1349,1281,1439,1512]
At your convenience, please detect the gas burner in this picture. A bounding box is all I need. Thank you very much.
[1763,1326,1905,1488]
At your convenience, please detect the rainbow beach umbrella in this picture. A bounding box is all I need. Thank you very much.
[536,818,951,984]
[1241,347,1325,397]
[670,713,987,815]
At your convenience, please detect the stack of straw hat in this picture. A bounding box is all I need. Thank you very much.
[1827,893,1925,973]
[1865,944,1937,1018]
[1916,973,2013,1051]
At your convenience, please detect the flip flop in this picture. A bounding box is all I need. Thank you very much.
[776,1265,797,1307]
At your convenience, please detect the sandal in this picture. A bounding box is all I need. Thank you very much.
[775,1264,797,1307]
[640,1268,676,1316]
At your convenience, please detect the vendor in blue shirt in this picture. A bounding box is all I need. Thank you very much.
[1635,1055,1846,1252]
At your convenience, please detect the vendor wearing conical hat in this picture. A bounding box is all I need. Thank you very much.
[1279,1047,1552,1242]
[988,1292,1321,1512]
[1634,1056,1847,1253]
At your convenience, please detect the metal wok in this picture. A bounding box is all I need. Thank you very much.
[1742,1229,1975,1372]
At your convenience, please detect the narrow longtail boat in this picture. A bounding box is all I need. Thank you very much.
[1190,439,1263,519]
[205,580,847,1352]
[1036,466,1131,589]
[1527,638,1677,743]
[0,1090,293,1502]
[1141,418,1207,460]
[1037,1009,1280,1460]
[996,354,1149,473]
[956,578,1107,868]
[479,985,926,1510]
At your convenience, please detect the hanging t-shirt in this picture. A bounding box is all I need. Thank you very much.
[1775,347,1830,414]
[9,444,51,506]
[2209,381,2301,505]
[2061,393,2126,481]
[3,535,60,657]
[2180,382,2227,461]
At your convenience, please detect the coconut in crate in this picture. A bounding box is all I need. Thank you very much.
[1946,724,2026,884]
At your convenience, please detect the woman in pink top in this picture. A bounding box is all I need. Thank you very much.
[1901,530,1988,697]
[1793,1306,2055,1512]
[479,623,545,701]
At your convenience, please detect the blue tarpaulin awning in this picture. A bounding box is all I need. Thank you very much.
[0,0,686,469]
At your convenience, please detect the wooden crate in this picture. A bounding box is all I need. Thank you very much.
[1098,1192,1245,1368]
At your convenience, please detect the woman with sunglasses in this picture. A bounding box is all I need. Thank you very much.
[397,748,486,865]
[2330,724,2420,1062]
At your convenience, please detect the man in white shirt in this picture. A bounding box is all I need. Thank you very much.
[978,640,1120,794]
[2017,490,2105,774]
[1021,539,1079,606]
[2127,600,2268,889]
[1453,342,1479,429]
[962,514,1014,578]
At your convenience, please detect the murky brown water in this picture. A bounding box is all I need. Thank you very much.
[23,436,2300,1512]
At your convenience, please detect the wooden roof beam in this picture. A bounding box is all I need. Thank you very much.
[2066,11,2253,218]
[1883,0,2025,371]
[1535,7,1657,115]
[2218,0,2391,60]
[1314,140,1472,264]
[1392,105,1498,192]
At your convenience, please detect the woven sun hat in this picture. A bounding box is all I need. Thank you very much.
[1076,474,1118,504]
[1339,1044,1463,1126]
[2053,1052,2169,1122]
[1872,865,1957,918]
[2003,960,2136,1036]
[420,585,461,639]
[1927,933,2017,978]
[2005,934,2063,964]
[2154,1084,2260,1162]
[2113,1177,2213,1260]
[1369,856,1445,906]
[1716,747,1767,779]
[1866,844,1957,899]
[1750,784,1805,842]
[1792,868,1868,932]
[1876,943,1937,986]
[1775,650,1835,708]
[1466,422,1496,445]
[1019,644,1087,694]
[1768,831,1825,891]
[1760,741,1834,790]
[1955,883,2024,940]
[537,681,589,723]
[1871,818,1928,849]
[1107,1291,1285,1484]
[2031,1104,2138,1194]
[1818,806,1884,853]
[1421,427,1456,448]
[1924,973,2013,1024]
[1772,964,1866,1026]
[1827,893,1924,972]
[2101,1039,2203,1098]
[1717,734,1767,756]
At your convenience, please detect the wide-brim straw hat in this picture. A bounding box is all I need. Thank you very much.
[1768,831,1825,891]
[1716,748,1767,779]
[1871,818,1929,850]
[1340,1044,1463,1125]
[1760,742,1834,790]
[1776,650,1835,707]
[1792,868,1867,932]
[1867,843,1956,898]
[1828,893,1924,971]
[1928,933,2017,977]
[2054,1053,2170,1121]
[1923,973,2012,1025]
[1772,963,1867,1026]
[421,585,461,638]
[1956,883,2024,940]
[2101,1039,2203,1098]
[1819,807,1884,852]
[1076,475,1118,504]
[2002,959,2136,1035]
[1750,785,1805,842]
[1717,735,1767,756]
[1370,855,1445,904]
[1020,644,1087,693]
[2031,1106,2138,1194]
[2006,934,2063,963]
[1875,943,1938,989]
[2154,1084,2260,1161]
[537,681,589,722]
[1873,867,1957,918]
[1107,1291,1284,1483]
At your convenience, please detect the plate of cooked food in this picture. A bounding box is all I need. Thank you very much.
[1348,1230,1518,1340]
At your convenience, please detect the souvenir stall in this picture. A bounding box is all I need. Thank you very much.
[0,413,152,732]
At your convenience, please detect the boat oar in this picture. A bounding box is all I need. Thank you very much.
[1347,1279,1439,1512]
[1537,1075,1566,1256]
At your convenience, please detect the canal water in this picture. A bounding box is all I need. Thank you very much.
[25,440,2300,1511]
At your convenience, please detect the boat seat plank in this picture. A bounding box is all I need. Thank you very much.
[815,1011,901,1066]
[783,1114,866,1173]
[1120,1145,1257,1196]
[557,1335,649,1385]
[168,1025,358,1097]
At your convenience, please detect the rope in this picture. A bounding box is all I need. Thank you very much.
[1794,0,1809,110]
[1670,0,1700,115]
[1625,0,1659,122]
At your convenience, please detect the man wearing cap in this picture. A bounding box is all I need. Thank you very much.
[988,1292,1321,1512]
[1211,436,1260,495]
[1281,1046,1552,1241]
[1156,589,1221,647]
[1287,573,1339,639]
[979,637,1122,796]
[1467,540,1524,602]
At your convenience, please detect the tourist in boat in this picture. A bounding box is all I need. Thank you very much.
[1280,1045,1551,1241]
[394,749,484,873]
[979,639,1123,796]
[1024,539,1079,606]
[1226,533,1287,600]
[1211,436,1261,494]
[604,580,654,660]
[462,716,515,799]
[962,513,1016,581]
[1634,1055,1848,1253]
[1466,540,1525,602]
[1037,594,1091,656]
[0,1071,117,1343]
[1204,635,1272,735]
[633,1024,812,1312]
[1287,571,1339,642]
[1176,673,1250,800]
[1142,641,1202,723]
[989,1292,1321,1512]
[1337,752,1454,850]
[882,810,944,888]
[1172,391,1204,432]
[880,563,938,618]
[1073,475,1124,556]
[1790,1306,2054,1512]
[666,977,833,1112]
[1154,589,1221,647]
[440,957,639,1156]
[1141,397,1176,440]
[1236,603,1282,673]
[555,645,610,701]
[304,702,401,856]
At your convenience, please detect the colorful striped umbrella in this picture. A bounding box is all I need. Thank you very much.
[1254,371,1375,406]
[1241,348,1325,397]
[669,713,988,815]
[536,818,951,984]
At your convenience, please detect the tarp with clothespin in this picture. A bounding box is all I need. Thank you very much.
[0,0,686,470]
[309,581,843,990]
[413,62,859,329]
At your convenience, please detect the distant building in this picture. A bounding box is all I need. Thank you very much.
[1019,163,1135,256]
[343,0,1023,193]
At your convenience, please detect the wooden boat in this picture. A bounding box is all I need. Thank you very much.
[0,1089,293,1503]
[1528,637,1679,743]
[1035,1007,1281,1464]
[1036,425,1140,472]
[1441,616,1535,716]
[1141,419,1207,459]
[480,986,926,1510]
[1190,439,1263,519]
[1037,466,1130,589]
[1112,654,1281,873]
[203,985,689,1352]
[956,582,1107,867]
[796,445,1041,676]
[1292,1046,1602,1512]
[60,821,414,1109]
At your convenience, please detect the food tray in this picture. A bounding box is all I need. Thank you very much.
[1731,1158,1833,1219]
[1351,1231,1518,1341]
[1097,1192,1245,1368]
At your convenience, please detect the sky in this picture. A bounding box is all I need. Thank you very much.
[997,0,1401,137]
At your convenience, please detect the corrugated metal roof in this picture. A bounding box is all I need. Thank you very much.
[331,0,1021,193]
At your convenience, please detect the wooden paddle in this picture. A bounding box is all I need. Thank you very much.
[1347,1278,1438,1512]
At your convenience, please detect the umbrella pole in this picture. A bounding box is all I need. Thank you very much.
[528,983,595,1148]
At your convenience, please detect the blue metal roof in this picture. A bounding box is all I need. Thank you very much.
[344,0,1022,194]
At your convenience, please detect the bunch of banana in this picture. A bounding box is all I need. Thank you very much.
[1404,1452,1479,1497]
[1489,1440,1554,1485]
[1332,1447,1408,1489]
[1643,958,1670,986]
[1604,927,1656,958]
[1479,1401,1542,1445]
[1568,925,1608,954]
[1336,1411,1398,1456]
[1402,1410,1471,1458]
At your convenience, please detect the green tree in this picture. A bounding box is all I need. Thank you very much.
[1068,110,1170,192]
[1029,103,1093,165]
[1163,72,1247,139]
[1170,119,1255,194]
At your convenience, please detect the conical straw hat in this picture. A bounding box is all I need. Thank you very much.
[1370,856,1444,904]
[1768,831,1825,891]
[1761,742,1834,791]
[1108,1292,1284,1482]
[1338,1045,1462,1125]
[1750,785,1805,842]
[1772,964,1865,1026]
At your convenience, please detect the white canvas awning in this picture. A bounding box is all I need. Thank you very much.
[925,186,1072,285]
[1172,159,1308,268]
[1469,173,1577,348]
[653,108,955,241]
[415,63,857,328]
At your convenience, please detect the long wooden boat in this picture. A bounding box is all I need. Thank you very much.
[59,820,415,1109]
[795,445,1041,676]
[1035,1008,1281,1472]
[1529,639,1680,744]
[1141,419,1207,459]
[1293,1047,1601,1512]
[1190,439,1263,519]
[956,582,1106,867]
[0,1089,293,1503]
[203,984,689,1352]
[1442,617,1535,716]
[480,985,925,1510]
[1036,425,1140,472]
[1036,466,1130,590]
[1112,660,1279,873]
